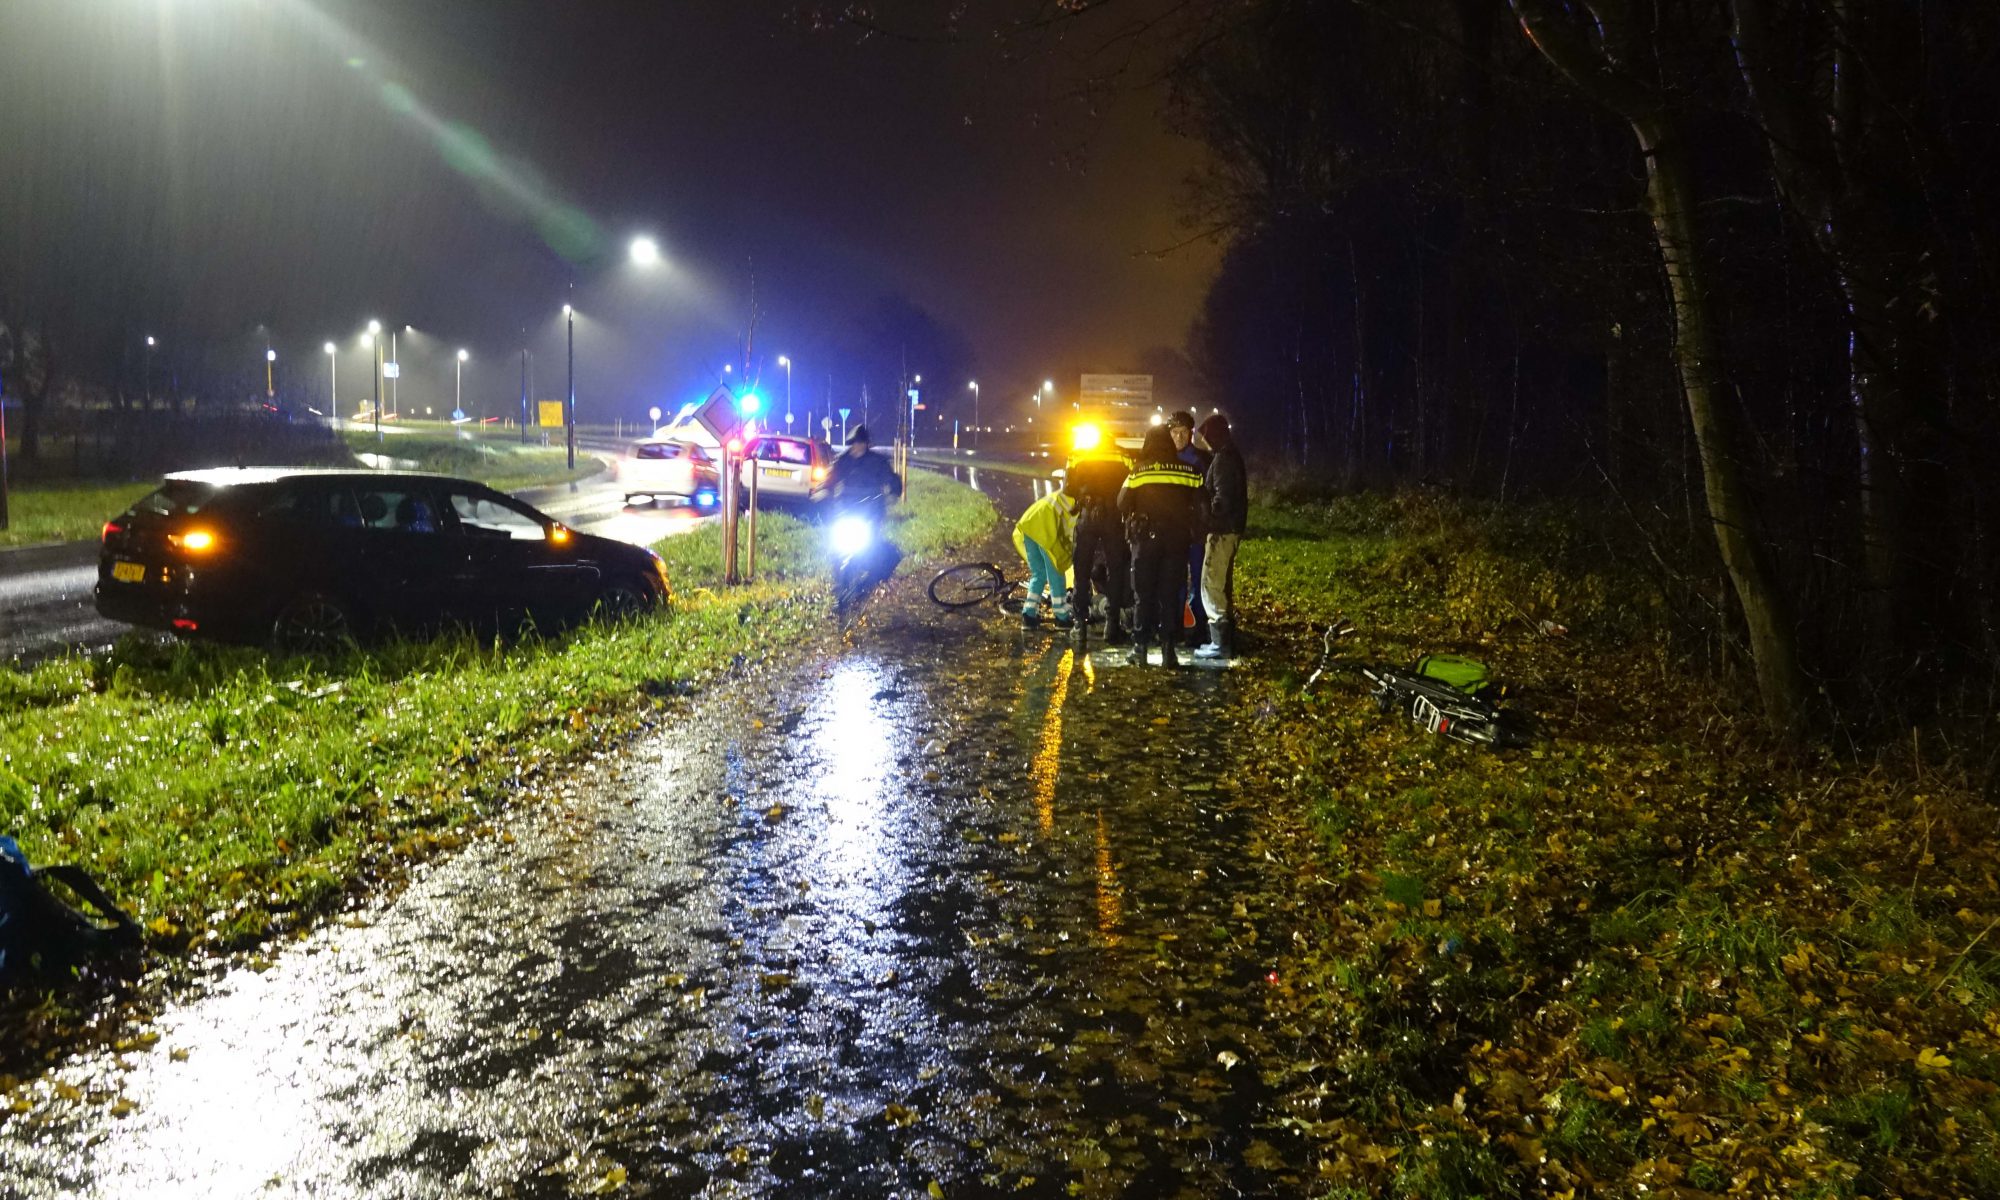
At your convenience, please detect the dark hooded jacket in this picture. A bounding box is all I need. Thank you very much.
[1198,415,1248,536]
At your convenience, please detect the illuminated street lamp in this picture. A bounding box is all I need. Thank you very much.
[967,380,980,448]
[265,347,277,399]
[324,342,337,414]
[455,348,469,420]
[629,235,661,267]
[144,335,157,408]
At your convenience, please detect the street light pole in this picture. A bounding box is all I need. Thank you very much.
[519,333,529,445]
[564,289,576,472]
[455,349,468,421]
[265,348,276,399]
[366,320,383,443]
[968,380,979,450]
[324,342,337,415]
[144,336,156,409]
[779,354,792,430]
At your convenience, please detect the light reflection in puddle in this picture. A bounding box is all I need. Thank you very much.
[1094,809,1123,946]
[807,658,901,897]
[1028,648,1075,833]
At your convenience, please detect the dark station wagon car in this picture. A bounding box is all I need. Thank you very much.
[96,468,672,651]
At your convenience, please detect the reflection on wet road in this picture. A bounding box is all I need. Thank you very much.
[2,520,1299,1198]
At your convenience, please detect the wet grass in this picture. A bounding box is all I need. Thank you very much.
[0,482,157,547]
[0,471,992,956]
[1237,489,2000,1197]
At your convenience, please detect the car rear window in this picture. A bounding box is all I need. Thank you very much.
[635,442,682,460]
[752,439,811,465]
[133,480,224,519]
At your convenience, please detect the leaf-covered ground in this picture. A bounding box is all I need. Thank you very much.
[1234,493,2000,1198]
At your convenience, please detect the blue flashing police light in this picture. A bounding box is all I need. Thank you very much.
[739,392,763,416]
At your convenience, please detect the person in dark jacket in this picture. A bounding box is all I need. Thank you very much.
[1065,425,1133,645]
[1117,425,1204,667]
[818,424,904,589]
[821,424,904,504]
[1168,410,1213,648]
[1193,413,1248,659]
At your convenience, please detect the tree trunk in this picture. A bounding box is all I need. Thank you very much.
[1513,0,1807,733]
[1639,124,1806,731]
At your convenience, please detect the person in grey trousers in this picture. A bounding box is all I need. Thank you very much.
[1192,413,1246,660]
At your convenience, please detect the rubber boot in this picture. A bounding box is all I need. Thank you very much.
[1105,609,1131,646]
[1052,604,1074,630]
[1159,638,1180,669]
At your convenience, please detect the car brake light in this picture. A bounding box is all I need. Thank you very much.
[102,520,125,542]
[171,618,199,632]
[170,529,218,554]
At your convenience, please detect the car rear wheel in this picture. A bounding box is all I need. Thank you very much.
[270,592,359,654]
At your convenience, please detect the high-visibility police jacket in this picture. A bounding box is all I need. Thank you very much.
[1012,489,1079,573]
[1117,459,1204,543]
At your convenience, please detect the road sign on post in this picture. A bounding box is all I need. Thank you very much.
[537,401,565,428]
[692,386,744,445]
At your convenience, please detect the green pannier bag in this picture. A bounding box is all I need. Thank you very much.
[1413,653,1494,698]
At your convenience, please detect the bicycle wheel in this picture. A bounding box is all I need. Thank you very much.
[928,562,1009,608]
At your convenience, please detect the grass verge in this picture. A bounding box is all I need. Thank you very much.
[1235,490,2000,1197]
[0,482,158,548]
[0,470,991,961]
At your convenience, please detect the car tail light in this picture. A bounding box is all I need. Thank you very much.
[171,618,199,632]
[102,520,125,542]
[169,528,219,554]
[812,467,828,483]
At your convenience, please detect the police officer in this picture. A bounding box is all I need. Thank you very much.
[1118,425,1204,667]
[1064,424,1132,645]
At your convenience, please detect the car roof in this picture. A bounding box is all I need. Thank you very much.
[162,467,489,488]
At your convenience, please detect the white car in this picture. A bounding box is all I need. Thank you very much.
[738,435,833,501]
[615,438,720,507]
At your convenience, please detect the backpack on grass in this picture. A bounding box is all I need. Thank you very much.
[1413,653,1496,698]
[0,835,142,982]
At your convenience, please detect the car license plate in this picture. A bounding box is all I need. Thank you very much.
[767,468,798,480]
[112,560,147,583]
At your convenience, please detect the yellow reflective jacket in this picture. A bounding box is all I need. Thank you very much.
[1012,490,1078,573]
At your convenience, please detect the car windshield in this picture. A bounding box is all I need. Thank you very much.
[133,480,223,518]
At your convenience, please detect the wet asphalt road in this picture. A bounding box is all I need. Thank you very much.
[3,470,1305,1198]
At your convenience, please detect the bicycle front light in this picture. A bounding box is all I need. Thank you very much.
[830,516,874,558]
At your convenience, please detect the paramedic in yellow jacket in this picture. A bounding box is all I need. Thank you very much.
[1012,483,1079,628]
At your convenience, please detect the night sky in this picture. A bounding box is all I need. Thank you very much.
[0,0,1217,422]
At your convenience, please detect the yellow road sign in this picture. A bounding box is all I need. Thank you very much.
[538,400,565,428]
